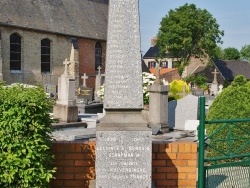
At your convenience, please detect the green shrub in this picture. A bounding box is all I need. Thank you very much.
[169,80,190,100]
[0,84,56,187]
[206,75,250,159]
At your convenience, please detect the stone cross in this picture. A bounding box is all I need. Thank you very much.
[63,59,70,75]
[155,64,162,84]
[212,68,219,84]
[97,66,102,76]
[81,73,88,87]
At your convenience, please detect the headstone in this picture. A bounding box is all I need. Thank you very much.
[44,84,57,97]
[96,1,152,188]
[168,94,199,130]
[184,120,199,136]
[76,73,93,101]
[81,73,88,87]
[218,84,223,94]
[210,68,219,96]
[94,66,102,101]
[69,42,80,89]
[53,59,78,122]
[147,65,170,134]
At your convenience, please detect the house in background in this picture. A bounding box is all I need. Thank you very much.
[143,37,180,82]
[193,60,250,85]
[0,0,108,92]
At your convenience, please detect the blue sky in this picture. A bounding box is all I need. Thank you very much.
[139,0,250,55]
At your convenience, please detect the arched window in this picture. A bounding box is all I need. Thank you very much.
[41,39,51,73]
[95,42,102,70]
[10,33,21,71]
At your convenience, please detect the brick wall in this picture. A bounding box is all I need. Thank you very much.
[152,142,197,188]
[78,39,106,89]
[50,141,197,188]
[50,141,96,188]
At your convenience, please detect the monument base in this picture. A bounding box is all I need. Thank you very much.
[53,104,78,123]
[90,179,156,188]
[96,125,152,188]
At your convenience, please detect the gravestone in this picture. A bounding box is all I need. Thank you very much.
[147,66,170,134]
[94,66,103,102]
[210,68,219,96]
[218,84,223,94]
[168,94,199,130]
[76,73,93,102]
[53,59,78,122]
[96,1,152,188]
[44,84,57,97]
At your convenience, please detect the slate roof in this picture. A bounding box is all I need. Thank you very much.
[141,60,150,73]
[143,46,160,59]
[213,60,250,81]
[193,60,250,83]
[0,0,108,40]
[193,65,225,84]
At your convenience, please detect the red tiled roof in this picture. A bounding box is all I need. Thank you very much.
[149,68,178,76]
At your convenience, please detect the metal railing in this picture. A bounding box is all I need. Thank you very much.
[198,96,250,188]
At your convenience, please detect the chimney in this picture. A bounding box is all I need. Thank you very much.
[151,37,157,47]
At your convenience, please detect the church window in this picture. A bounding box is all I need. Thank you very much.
[41,39,51,73]
[95,42,102,70]
[10,33,22,71]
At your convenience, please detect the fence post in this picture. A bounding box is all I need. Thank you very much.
[198,96,206,188]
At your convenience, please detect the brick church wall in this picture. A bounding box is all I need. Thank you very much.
[50,141,197,188]
[78,39,106,89]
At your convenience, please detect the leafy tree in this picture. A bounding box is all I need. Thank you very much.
[240,44,250,62]
[206,75,250,158]
[184,74,208,88]
[0,84,56,187]
[157,3,224,74]
[214,46,224,60]
[223,47,240,60]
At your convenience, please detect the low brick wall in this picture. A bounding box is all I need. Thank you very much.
[50,141,197,188]
[152,142,197,188]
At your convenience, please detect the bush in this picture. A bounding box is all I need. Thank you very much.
[142,72,156,105]
[0,84,56,187]
[169,80,190,100]
[206,75,250,158]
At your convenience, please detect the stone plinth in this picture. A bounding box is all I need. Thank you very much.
[97,110,152,187]
[148,83,170,133]
[53,105,78,123]
[96,125,151,188]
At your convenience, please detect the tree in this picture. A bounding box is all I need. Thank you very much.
[214,46,224,60]
[223,47,240,60]
[240,44,250,62]
[157,3,224,74]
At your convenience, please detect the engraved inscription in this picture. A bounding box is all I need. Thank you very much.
[104,0,143,109]
[96,131,152,185]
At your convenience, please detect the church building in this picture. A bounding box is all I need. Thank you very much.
[0,0,108,92]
